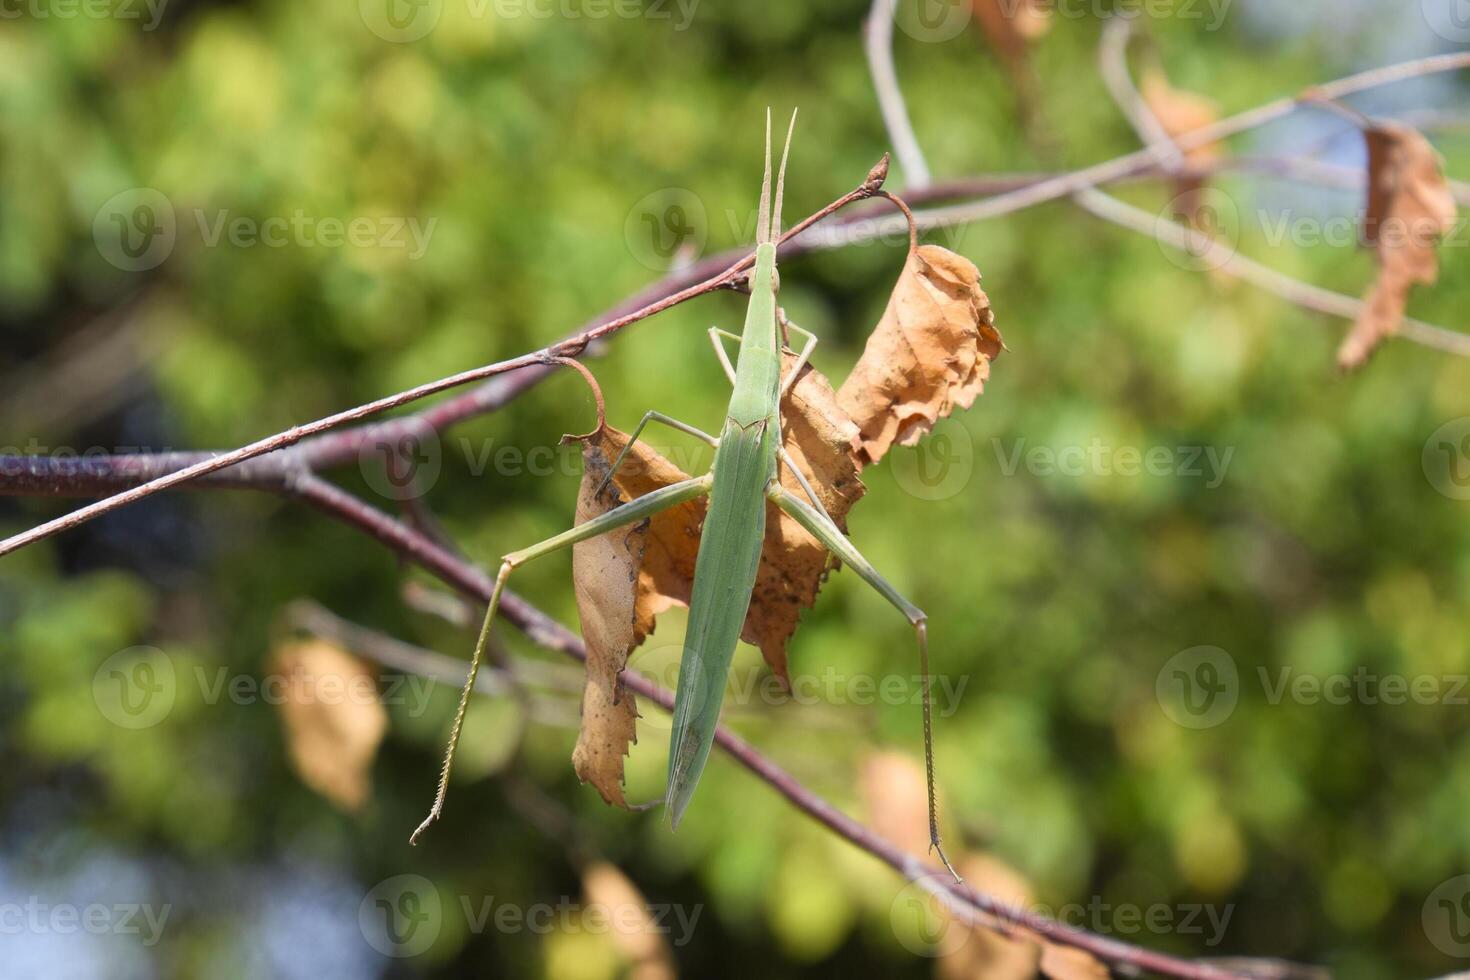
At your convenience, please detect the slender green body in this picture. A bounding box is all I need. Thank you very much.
[665,243,782,828]
[415,113,956,877]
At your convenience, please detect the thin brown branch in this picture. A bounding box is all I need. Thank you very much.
[1071,187,1470,358]
[0,174,885,557]
[834,51,1470,243]
[284,471,1247,980]
[1098,18,1185,169]
[864,0,930,188]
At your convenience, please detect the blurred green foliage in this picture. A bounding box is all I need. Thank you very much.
[2,1,1469,978]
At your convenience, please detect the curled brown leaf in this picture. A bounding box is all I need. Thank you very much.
[747,350,865,683]
[1141,68,1224,225]
[970,0,1052,68]
[569,438,656,808]
[1339,123,1457,370]
[837,244,1003,466]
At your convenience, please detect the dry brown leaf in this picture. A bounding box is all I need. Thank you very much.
[747,350,865,683]
[1141,68,1224,225]
[573,426,704,657]
[577,355,863,690]
[269,639,387,812]
[970,0,1052,67]
[582,861,677,980]
[1339,123,1457,370]
[569,440,655,807]
[837,245,1003,466]
[934,855,1110,980]
[935,855,1041,980]
[860,750,934,858]
[856,753,1106,980]
[564,352,874,792]
[1038,943,1112,980]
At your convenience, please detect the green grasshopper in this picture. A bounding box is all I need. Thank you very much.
[413,110,957,877]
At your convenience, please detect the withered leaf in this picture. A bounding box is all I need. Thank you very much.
[837,245,1003,466]
[582,861,677,980]
[861,753,1107,980]
[749,350,865,683]
[269,639,387,812]
[939,854,1111,980]
[970,0,1051,68]
[570,440,654,808]
[1141,68,1223,225]
[859,750,934,858]
[579,354,863,691]
[935,855,1041,980]
[1339,123,1457,370]
[577,425,705,644]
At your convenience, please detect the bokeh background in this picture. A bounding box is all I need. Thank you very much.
[3,0,1470,977]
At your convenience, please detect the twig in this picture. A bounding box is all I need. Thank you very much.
[0,175,885,558]
[1070,187,1470,358]
[282,599,580,725]
[848,26,1470,360]
[1098,19,1185,170]
[864,0,930,189]
[10,156,1468,505]
[1084,30,1470,359]
[824,51,1470,244]
[282,471,1247,980]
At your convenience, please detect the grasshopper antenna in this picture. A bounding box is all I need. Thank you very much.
[756,108,773,245]
[772,108,797,242]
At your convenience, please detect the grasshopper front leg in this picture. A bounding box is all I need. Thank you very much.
[595,411,720,497]
[767,483,961,882]
[412,473,714,844]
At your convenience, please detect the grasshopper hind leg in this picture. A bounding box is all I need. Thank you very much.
[766,483,962,882]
